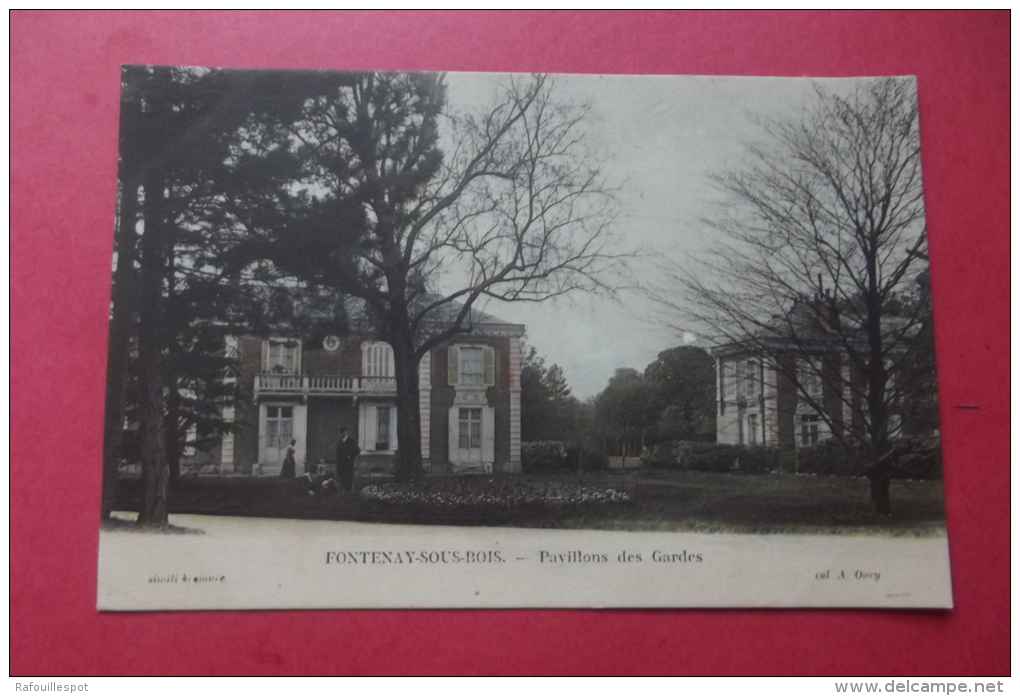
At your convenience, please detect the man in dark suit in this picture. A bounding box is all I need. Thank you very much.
[334,427,360,494]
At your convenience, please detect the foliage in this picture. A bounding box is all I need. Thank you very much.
[644,438,939,480]
[521,441,567,471]
[643,345,716,442]
[643,441,780,475]
[591,346,718,455]
[361,478,629,508]
[795,438,941,480]
[519,342,589,443]
[243,71,621,479]
[794,440,864,478]
[521,441,608,473]
[105,65,348,525]
[655,78,932,513]
[892,442,942,481]
[593,369,660,446]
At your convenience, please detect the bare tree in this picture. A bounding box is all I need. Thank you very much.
[263,72,621,480]
[656,77,933,513]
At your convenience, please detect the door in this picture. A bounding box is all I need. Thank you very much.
[456,407,483,467]
[265,405,294,467]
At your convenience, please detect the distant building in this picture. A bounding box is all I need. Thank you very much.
[711,300,933,450]
[218,305,524,476]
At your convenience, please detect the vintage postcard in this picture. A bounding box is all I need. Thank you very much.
[97,67,951,609]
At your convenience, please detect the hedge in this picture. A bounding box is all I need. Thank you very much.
[794,440,861,477]
[643,441,779,474]
[795,440,942,479]
[521,441,609,473]
[641,438,942,479]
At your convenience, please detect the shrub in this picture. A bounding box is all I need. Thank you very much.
[795,440,941,479]
[566,444,609,472]
[521,441,608,472]
[685,443,780,474]
[644,438,941,479]
[521,441,567,473]
[683,442,738,472]
[893,446,942,480]
[728,446,781,474]
[643,441,682,468]
[794,440,861,477]
[361,479,630,508]
[643,441,780,474]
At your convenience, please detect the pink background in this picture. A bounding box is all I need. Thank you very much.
[10,11,1009,676]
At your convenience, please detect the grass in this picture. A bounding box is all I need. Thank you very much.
[111,468,946,536]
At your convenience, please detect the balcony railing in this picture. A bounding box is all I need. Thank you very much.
[255,374,397,395]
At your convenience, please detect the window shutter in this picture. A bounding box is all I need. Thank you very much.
[261,340,269,373]
[482,407,495,464]
[483,346,495,386]
[448,347,459,386]
[363,405,376,452]
[448,407,460,463]
[293,342,302,374]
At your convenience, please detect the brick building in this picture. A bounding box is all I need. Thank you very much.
[218,306,524,476]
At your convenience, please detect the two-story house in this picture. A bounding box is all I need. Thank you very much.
[217,306,525,476]
[711,300,929,451]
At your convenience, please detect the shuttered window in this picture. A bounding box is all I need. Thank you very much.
[460,347,484,385]
[449,345,496,387]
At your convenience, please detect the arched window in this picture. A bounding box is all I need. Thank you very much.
[363,342,394,377]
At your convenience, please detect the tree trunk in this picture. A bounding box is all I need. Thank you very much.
[136,176,169,528]
[137,336,169,527]
[165,368,182,482]
[868,470,893,515]
[392,331,423,481]
[164,244,181,483]
[101,178,139,523]
[865,449,894,515]
[862,236,894,515]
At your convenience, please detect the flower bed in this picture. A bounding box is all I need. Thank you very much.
[360,477,630,509]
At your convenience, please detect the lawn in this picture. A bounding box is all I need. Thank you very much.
[111,468,946,536]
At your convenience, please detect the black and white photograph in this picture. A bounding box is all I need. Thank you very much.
[97,66,951,610]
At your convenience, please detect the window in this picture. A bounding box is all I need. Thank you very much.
[748,414,758,445]
[736,358,758,398]
[266,406,294,449]
[449,345,495,387]
[268,343,296,374]
[800,414,819,446]
[720,361,735,415]
[744,359,758,396]
[364,342,394,377]
[460,347,484,385]
[800,357,824,400]
[458,408,482,449]
[376,406,391,450]
[888,414,903,440]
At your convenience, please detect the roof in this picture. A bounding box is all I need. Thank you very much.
[415,296,525,336]
[257,288,525,338]
[711,300,918,358]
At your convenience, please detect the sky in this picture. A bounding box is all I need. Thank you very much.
[438,73,872,399]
